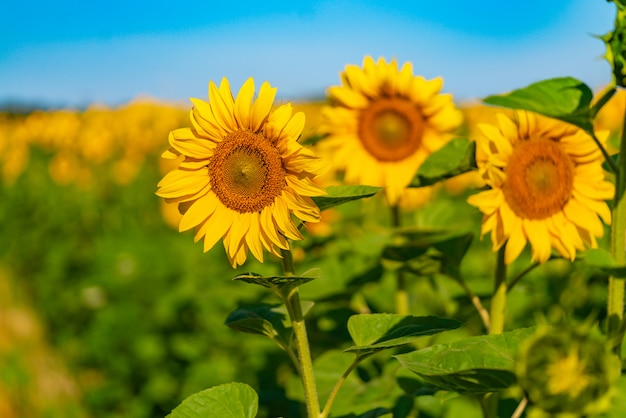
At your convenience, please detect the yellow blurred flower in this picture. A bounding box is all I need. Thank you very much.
[156,77,328,268]
[320,56,463,205]
[467,110,614,264]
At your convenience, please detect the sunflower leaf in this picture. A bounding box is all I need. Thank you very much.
[225,303,291,344]
[345,314,462,356]
[483,77,594,133]
[582,248,626,277]
[410,138,477,187]
[232,268,322,289]
[381,230,473,279]
[166,382,258,418]
[312,185,383,211]
[394,327,535,394]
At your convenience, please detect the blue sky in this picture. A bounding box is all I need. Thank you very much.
[0,1,618,108]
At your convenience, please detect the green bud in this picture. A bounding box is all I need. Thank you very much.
[603,2,626,87]
[516,326,617,416]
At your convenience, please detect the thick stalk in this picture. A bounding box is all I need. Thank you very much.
[607,93,626,359]
[280,248,321,418]
[484,245,507,418]
[391,205,410,315]
[489,245,507,335]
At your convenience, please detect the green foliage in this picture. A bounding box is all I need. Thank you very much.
[312,185,383,211]
[395,328,535,394]
[483,77,595,133]
[233,268,322,290]
[409,138,476,188]
[345,314,462,355]
[583,248,626,277]
[166,382,258,418]
[603,1,626,87]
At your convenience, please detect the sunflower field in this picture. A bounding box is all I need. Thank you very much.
[3,3,626,418]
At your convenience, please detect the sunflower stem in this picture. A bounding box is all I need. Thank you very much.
[591,130,619,174]
[457,278,490,331]
[391,205,410,315]
[490,245,508,335]
[279,248,321,418]
[320,356,362,418]
[607,91,626,362]
[484,245,507,418]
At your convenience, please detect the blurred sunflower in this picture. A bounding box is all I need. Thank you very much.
[320,56,463,205]
[467,110,614,264]
[156,77,328,268]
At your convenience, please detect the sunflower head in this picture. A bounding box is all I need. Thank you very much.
[516,326,616,416]
[320,56,463,206]
[156,77,328,268]
[467,110,614,264]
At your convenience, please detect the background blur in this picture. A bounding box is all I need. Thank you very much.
[0,0,617,108]
[0,1,622,418]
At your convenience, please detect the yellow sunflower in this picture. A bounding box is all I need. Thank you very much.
[320,56,463,205]
[156,77,328,268]
[467,110,614,264]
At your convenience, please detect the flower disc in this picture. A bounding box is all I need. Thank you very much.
[358,98,425,162]
[320,56,462,205]
[503,138,574,220]
[210,130,285,213]
[467,110,614,264]
[156,77,327,267]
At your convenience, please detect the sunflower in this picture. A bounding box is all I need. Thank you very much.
[156,78,328,268]
[320,56,463,205]
[467,110,614,264]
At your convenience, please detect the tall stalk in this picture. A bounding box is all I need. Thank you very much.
[607,92,626,359]
[279,248,320,418]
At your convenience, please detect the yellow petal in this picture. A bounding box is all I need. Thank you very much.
[157,169,209,199]
[234,77,255,129]
[523,219,552,263]
[179,193,219,232]
[245,214,264,263]
[505,218,527,264]
[250,81,277,132]
[168,129,215,158]
[279,111,305,142]
[209,80,236,132]
[261,206,289,250]
[227,211,251,259]
[195,205,231,252]
[563,199,604,238]
[273,197,303,241]
[265,104,293,142]
[327,85,369,109]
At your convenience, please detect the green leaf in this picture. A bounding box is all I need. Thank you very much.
[395,327,534,394]
[345,314,462,355]
[285,349,402,416]
[233,268,321,289]
[582,248,626,277]
[483,77,594,133]
[166,382,258,418]
[410,138,476,187]
[224,304,289,341]
[312,185,383,211]
[381,229,473,279]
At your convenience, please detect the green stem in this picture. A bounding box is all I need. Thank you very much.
[391,205,410,315]
[489,245,507,335]
[484,245,507,418]
[320,356,362,418]
[591,131,619,174]
[607,91,626,360]
[507,261,541,293]
[457,279,490,331]
[279,248,321,418]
